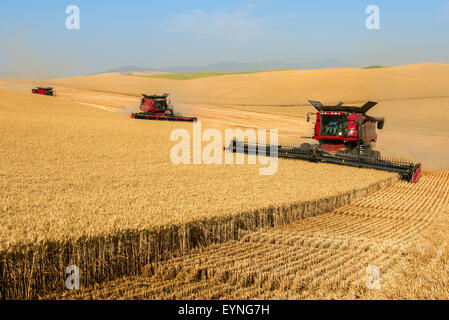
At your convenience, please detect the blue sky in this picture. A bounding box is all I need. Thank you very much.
[1,0,448,77]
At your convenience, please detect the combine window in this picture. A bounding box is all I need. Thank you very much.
[153,100,167,109]
[320,115,347,137]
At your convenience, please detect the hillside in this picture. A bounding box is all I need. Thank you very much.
[46,63,449,106]
[1,63,448,167]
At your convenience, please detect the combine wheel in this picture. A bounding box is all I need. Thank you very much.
[299,143,313,153]
[346,148,359,156]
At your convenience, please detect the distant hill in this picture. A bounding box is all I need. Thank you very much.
[159,61,291,73]
[0,72,28,79]
[144,69,293,80]
[363,65,389,69]
[295,58,355,70]
[162,58,355,73]
[102,66,149,73]
[94,58,355,75]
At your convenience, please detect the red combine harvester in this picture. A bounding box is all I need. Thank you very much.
[31,87,55,96]
[304,100,384,158]
[131,93,197,122]
[226,100,422,183]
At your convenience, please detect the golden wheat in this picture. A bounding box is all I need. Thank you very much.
[0,89,394,299]
[2,63,448,299]
[51,170,449,300]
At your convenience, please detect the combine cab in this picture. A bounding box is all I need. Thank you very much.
[226,100,422,183]
[31,87,55,96]
[131,93,197,122]
[305,100,384,157]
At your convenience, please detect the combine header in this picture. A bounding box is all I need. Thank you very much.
[131,93,197,122]
[31,87,55,96]
[226,100,422,183]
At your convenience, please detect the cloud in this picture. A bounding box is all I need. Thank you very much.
[164,9,263,42]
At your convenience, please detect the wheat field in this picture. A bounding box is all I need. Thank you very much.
[51,170,449,300]
[3,63,448,165]
[47,63,449,106]
[1,63,448,299]
[0,89,395,299]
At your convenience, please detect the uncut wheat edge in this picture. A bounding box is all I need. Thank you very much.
[0,176,396,299]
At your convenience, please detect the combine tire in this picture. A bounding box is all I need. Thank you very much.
[336,148,358,157]
[299,143,313,153]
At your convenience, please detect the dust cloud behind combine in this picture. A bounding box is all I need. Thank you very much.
[3,28,54,80]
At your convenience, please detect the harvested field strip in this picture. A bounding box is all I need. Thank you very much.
[337,206,434,222]
[244,231,411,254]
[51,170,449,299]
[248,212,431,244]
[0,174,395,299]
[295,251,401,299]
[353,172,449,212]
